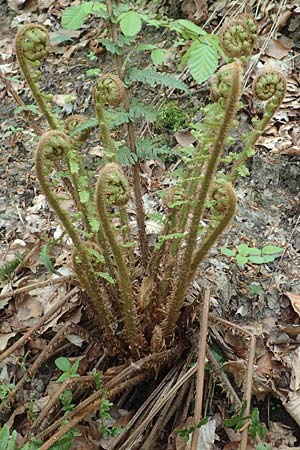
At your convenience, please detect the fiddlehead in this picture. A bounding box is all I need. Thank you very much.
[93,73,125,106]
[219,14,257,59]
[162,61,242,339]
[95,163,142,353]
[15,24,60,129]
[92,74,124,161]
[228,68,286,183]
[64,114,92,143]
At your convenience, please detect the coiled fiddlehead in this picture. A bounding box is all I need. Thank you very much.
[219,14,257,59]
[228,68,286,183]
[95,163,142,354]
[93,74,125,106]
[15,24,60,129]
[92,74,125,161]
[162,61,242,339]
[64,114,92,143]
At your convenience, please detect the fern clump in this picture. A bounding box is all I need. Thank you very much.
[14,14,285,361]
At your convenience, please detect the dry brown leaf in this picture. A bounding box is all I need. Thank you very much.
[285,292,300,318]
[265,38,293,59]
[256,351,274,377]
[174,130,196,147]
[290,347,300,391]
[0,331,16,351]
[283,390,300,426]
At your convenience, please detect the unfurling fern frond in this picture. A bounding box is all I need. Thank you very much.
[126,67,189,93]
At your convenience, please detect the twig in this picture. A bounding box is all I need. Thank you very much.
[190,288,210,450]
[0,286,79,363]
[209,315,256,450]
[0,275,75,301]
[39,374,146,450]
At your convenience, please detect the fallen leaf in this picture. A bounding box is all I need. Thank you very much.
[265,38,293,59]
[174,130,196,147]
[0,331,17,351]
[285,292,300,318]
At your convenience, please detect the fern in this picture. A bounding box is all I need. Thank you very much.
[105,108,130,127]
[126,67,189,93]
[0,255,22,282]
[136,137,170,161]
[116,138,170,165]
[70,118,98,138]
[129,98,158,122]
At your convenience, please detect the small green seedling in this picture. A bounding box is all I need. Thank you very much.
[60,389,75,413]
[0,371,15,410]
[175,417,209,443]
[221,243,284,267]
[55,357,80,382]
[249,408,267,441]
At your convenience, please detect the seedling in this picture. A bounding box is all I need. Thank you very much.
[55,357,80,382]
[221,244,284,267]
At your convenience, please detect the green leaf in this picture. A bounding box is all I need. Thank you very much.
[129,98,158,122]
[97,272,116,284]
[247,247,261,255]
[120,11,142,36]
[221,247,236,257]
[79,190,90,203]
[262,245,283,255]
[187,41,218,84]
[14,104,41,116]
[136,43,157,52]
[237,243,250,256]
[262,255,276,263]
[0,425,9,449]
[62,2,107,30]
[40,245,55,274]
[151,48,167,65]
[236,254,248,266]
[62,4,91,30]
[127,67,189,93]
[170,19,207,37]
[248,255,265,264]
[55,356,71,372]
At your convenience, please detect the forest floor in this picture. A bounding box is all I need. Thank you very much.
[0,0,300,449]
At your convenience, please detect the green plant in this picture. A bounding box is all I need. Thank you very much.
[221,243,284,266]
[175,417,209,443]
[0,379,15,410]
[14,9,286,356]
[13,10,286,447]
[224,404,268,445]
[55,357,80,382]
[61,2,225,84]
[0,254,23,283]
[156,101,191,131]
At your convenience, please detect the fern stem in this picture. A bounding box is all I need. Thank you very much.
[35,132,115,335]
[105,0,149,268]
[15,24,60,129]
[95,163,142,353]
[162,62,242,338]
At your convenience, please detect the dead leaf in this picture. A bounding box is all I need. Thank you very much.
[283,390,300,426]
[265,38,293,59]
[285,292,300,318]
[174,130,196,147]
[0,332,17,351]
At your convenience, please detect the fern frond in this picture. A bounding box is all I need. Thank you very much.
[0,255,23,282]
[126,67,189,93]
[129,98,158,122]
[136,137,170,161]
